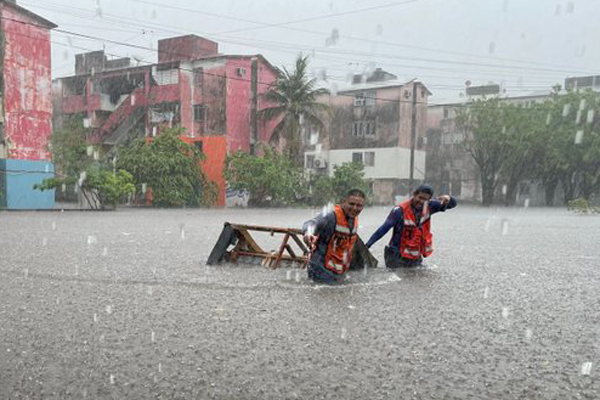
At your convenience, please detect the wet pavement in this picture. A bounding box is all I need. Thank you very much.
[1,206,599,399]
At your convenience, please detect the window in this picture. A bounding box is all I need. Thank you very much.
[353,121,363,137]
[354,93,365,107]
[194,68,203,87]
[365,91,376,107]
[364,151,375,166]
[364,121,376,138]
[352,152,363,163]
[194,105,206,121]
[236,68,246,77]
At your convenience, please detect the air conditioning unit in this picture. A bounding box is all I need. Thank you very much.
[313,158,327,169]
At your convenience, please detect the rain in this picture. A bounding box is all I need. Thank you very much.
[1,0,600,398]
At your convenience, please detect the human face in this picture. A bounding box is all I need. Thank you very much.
[411,191,432,209]
[341,195,365,219]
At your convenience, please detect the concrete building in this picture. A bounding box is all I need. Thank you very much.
[0,0,56,209]
[305,69,430,204]
[53,35,279,206]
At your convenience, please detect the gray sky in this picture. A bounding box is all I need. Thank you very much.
[23,0,600,103]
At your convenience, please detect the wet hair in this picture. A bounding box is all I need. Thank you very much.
[346,189,366,199]
[413,184,434,197]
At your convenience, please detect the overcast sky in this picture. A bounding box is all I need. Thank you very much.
[23,0,600,103]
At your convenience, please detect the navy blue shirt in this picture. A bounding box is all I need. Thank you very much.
[366,197,457,248]
[302,209,355,268]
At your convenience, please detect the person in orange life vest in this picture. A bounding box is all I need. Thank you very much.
[366,185,457,268]
[302,189,366,284]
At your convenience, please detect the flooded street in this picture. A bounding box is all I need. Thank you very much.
[1,206,599,399]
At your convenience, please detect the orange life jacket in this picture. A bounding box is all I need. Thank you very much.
[398,200,433,260]
[324,205,358,274]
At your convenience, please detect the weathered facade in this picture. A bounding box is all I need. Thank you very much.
[305,70,430,204]
[54,35,278,206]
[0,1,56,209]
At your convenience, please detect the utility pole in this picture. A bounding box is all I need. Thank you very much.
[250,57,258,155]
[408,81,418,191]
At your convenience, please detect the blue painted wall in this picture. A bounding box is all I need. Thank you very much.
[0,159,55,209]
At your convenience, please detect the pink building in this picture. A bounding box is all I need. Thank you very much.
[0,0,56,160]
[54,35,279,206]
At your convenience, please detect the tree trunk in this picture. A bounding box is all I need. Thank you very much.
[543,178,558,206]
[504,181,519,207]
[481,175,495,206]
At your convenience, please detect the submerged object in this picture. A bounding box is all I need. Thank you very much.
[207,222,378,270]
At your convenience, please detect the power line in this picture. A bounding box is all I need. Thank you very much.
[24,0,596,78]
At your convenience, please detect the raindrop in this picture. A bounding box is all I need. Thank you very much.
[501,307,509,319]
[131,95,136,106]
[87,235,97,245]
[56,297,60,305]
[501,185,507,195]
[483,286,489,299]
[78,171,87,187]
[105,305,112,315]
[86,146,93,156]
[42,237,48,247]
[141,183,147,194]
[330,82,338,96]
[501,220,509,236]
[102,247,108,257]
[158,363,162,373]
[581,362,593,375]
[348,305,356,309]
[524,328,533,341]
[109,374,115,385]
[587,109,594,124]
[524,198,530,208]
[576,110,582,124]
[147,286,153,295]
[575,130,584,144]
[286,270,292,280]
[51,221,56,231]
[340,327,347,340]
[93,313,98,323]
[562,103,571,117]
[23,268,29,278]
[546,113,551,125]
[83,118,91,128]
[179,224,185,240]
[488,41,495,54]
[99,335,104,343]
[74,265,79,276]
[61,183,66,193]
[93,150,99,160]
[502,126,506,134]
[294,270,301,282]
[579,99,586,110]
[151,331,156,342]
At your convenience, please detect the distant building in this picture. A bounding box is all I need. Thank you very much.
[0,0,56,209]
[305,69,430,204]
[53,35,279,206]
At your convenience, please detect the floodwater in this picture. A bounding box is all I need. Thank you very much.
[0,206,599,399]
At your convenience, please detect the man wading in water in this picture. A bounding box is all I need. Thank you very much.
[302,189,366,284]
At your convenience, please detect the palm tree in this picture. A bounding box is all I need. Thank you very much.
[259,55,332,166]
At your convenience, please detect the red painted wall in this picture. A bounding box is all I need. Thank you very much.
[180,135,227,206]
[1,6,53,160]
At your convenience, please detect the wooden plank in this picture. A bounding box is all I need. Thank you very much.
[231,224,303,235]
[234,227,266,254]
[284,244,297,259]
[289,233,309,254]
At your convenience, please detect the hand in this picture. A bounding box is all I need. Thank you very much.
[438,195,451,206]
[304,234,318,250]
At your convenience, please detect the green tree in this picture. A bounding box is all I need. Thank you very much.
[258,55,332,165]
[456,98,511,206]
[224,146,305,207]
[35,115,135,209]
[308,162,370,206]
[117,127,217,207]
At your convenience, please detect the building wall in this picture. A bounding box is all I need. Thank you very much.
[1,6,53,160]
[0,159,54,209]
